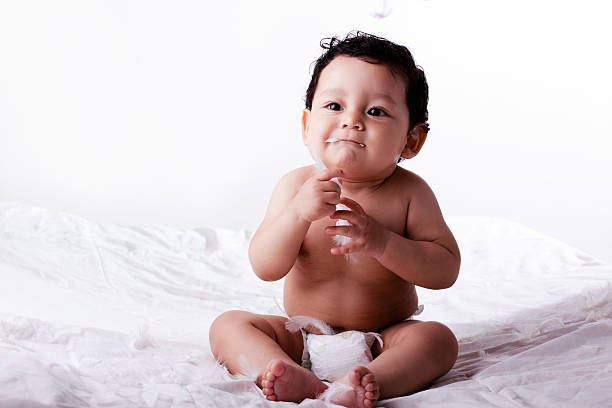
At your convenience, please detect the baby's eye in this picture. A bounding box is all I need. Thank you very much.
[327,103,342,111]
[367,107,387,117]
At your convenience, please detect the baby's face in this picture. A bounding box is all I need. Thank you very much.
[303,56,411,180]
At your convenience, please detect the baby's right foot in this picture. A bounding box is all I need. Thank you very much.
[261,359,328,402]
[327,366,379,408]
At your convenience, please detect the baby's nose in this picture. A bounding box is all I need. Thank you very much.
[340,113,364,130]
[341,122,362,130]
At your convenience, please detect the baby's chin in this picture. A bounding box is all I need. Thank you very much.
[324,160,399,184]
[323,148,363,172]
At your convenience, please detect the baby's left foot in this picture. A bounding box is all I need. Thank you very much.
[328,366,379,408]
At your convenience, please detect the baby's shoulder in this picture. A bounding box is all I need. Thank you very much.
[278,165,316,187]
[271,165,316,197]
[389,167,432,195]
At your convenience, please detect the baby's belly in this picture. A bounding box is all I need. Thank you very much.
[283,273,419,333]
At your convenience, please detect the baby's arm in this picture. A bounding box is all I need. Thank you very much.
[248,166,343,281]
[326,175,459,289]
[378,178,460,289]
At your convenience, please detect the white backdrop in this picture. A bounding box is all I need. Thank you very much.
[1,0,611,263]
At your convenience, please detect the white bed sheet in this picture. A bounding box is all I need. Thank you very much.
[0,201,611,407]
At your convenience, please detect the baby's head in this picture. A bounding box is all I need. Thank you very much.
[306,32,429,134]
[302,32,430,176]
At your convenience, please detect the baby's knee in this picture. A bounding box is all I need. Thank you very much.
[209,311,253,350]
[210,310,254,335]
[424,322,458,368]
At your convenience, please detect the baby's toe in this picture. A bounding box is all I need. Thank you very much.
[268,360,286,377]
[361,372,376,386]
[366,389,380,399]
[350,366,369,385]
[364,399,376,408]
[361,370,379,402]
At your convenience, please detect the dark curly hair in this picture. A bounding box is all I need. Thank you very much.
[305,31,429,132]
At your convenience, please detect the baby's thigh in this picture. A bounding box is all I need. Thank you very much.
[209,311,304,362]
[374,320,457,360]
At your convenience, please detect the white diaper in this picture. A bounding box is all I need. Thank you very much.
[307,330,382,382]
[284,307,424,382]
[285,316,383,382]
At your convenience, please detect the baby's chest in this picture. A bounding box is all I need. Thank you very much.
[338,193,408,236]
[360,197,408,235]
[299,196,408,266]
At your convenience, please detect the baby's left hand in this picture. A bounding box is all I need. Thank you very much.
[325,197,390,258]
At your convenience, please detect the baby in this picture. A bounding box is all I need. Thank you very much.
[209,32,460,408]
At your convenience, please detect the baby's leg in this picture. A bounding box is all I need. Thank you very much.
[368,320,458,398]
[209,310,327,402]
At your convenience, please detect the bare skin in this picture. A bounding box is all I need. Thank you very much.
[262,360,328,403]
[209,56,461,406]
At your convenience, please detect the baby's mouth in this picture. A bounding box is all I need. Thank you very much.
[325,137,365,148]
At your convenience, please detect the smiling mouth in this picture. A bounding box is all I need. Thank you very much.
[325,137,365,148]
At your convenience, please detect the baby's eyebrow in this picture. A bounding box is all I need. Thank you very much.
[317,88,345,98]
[318,88,398,107]
[371,93,398,106]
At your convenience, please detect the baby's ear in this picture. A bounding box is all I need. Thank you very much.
[301,108,311,145]
[401,123,429,160]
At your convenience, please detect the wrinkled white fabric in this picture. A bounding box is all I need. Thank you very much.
[1,201,612,407]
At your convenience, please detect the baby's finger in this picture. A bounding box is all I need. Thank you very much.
[323,192,341,205]
[325,225,353,237]
[338,197,365,215]
[331,244,354,255]
[330,210,360,225]
[316,168,344,181]
[323,203,338,215]
[321,180,342,193]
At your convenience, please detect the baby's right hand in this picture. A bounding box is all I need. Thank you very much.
[293,168,343,223]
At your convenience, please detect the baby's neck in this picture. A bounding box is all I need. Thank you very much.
[339,167,397,196]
